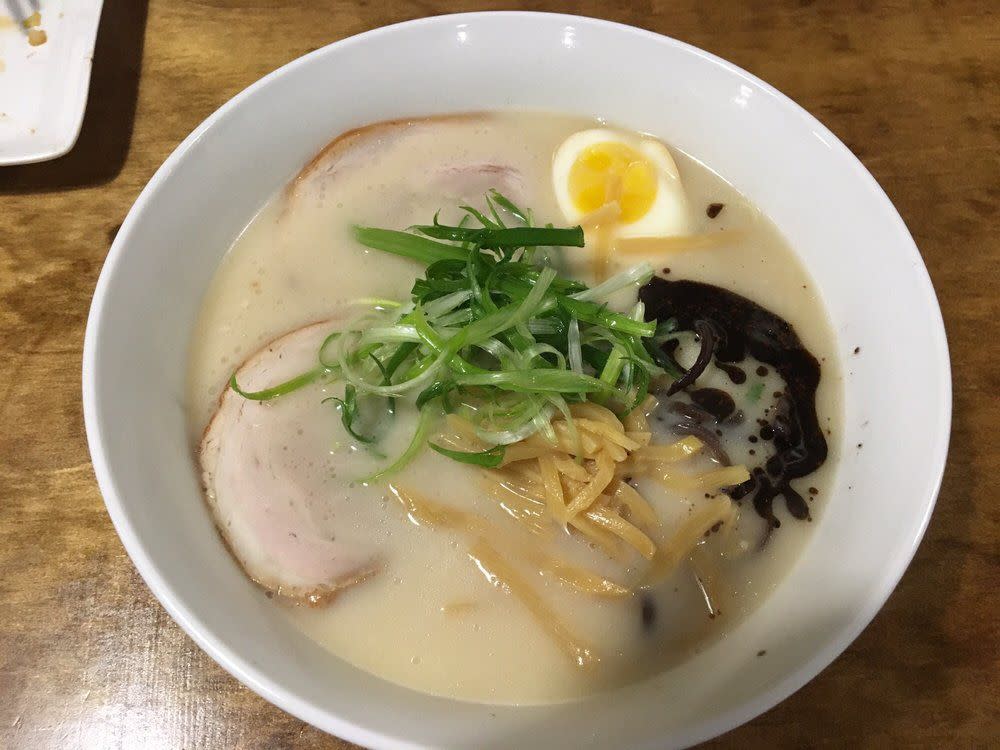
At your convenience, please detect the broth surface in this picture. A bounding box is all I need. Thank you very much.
[187,112,841,704]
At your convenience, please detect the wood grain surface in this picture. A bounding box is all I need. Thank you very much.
[1,1,997,747]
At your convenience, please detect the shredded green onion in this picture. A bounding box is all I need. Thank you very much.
[230,191,668,478]
[429,443,506,467]
[362,407,435,483]
[570,262,655,302]
[457,369,616,395]
[229,366,328,401]
[414,224,584,250]
[352,227,468,264]
[322,385,376,444]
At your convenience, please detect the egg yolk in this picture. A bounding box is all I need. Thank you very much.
[567,142,658,223]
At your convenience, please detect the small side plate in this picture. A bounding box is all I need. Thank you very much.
[0,0,104,165]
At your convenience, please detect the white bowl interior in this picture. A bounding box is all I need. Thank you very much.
[84,13,950,750]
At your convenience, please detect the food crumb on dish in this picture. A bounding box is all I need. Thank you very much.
[21,12,47,46]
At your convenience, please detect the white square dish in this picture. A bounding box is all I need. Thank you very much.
[0,0,104,165]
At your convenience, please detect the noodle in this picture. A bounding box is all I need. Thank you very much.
[538,556,630,598]
[611,480,660,528]
[631,436,704,464]
[652,465,751,491]
[388,484,486,534]
[584,507,657,560]
[568,402,623,427]
[552,423,602,456]
[625,430,652,447]
[569,513,624,558]
[642,496,738,585]
[485,410,744,560]
[468,538,598,667]
[565,453,616,518]
[574,419,642,451]
[501,433,562,464]
[623,395,657,433]
[579,200,621,229]
[404,404,749,667]
[538,454,568,523]
[553,456,591,482]
[614,231,746,255]
[397,483,627,597]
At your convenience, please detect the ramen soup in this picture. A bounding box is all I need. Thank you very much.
[187,112,841,704]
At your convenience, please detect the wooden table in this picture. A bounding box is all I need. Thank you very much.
[1,1,996,747]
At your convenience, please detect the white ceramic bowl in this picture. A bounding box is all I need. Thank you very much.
[83,12,951,749]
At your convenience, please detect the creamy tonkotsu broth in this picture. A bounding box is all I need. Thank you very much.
[187,112,841,704]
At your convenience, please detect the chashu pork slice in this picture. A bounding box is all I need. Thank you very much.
[286,115,529,216]
[200,320,380,605]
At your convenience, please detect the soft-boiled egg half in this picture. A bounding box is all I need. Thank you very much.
[552,129,691,238]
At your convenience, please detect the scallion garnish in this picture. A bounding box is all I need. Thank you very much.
[413,224,584,250]
[230,366,330,401]
[230,191,670,479]
[429,443,506,467]
[322,385,376,444]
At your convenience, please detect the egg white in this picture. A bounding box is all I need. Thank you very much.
[551,129,691,238]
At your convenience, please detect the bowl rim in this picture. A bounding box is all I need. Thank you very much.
[82,11,952,749]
